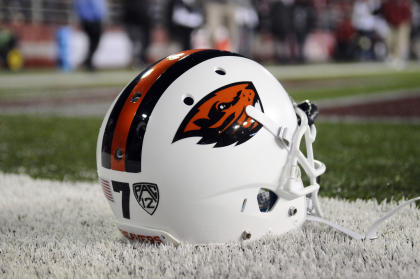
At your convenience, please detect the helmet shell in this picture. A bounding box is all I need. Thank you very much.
[97,50,305,244]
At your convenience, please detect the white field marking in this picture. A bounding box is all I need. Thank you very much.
[316,88,420,108]
[1,61,419,90]
[318,115,420,124]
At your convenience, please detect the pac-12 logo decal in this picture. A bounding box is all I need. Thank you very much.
[133,183,159,215]
[173,82,264,147]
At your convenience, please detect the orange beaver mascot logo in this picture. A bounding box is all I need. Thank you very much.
[173,82,264,147]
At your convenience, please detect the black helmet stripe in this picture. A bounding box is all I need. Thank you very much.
[101,59,162,169]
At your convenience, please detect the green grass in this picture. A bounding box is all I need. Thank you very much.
[288,71,420,102]
[0,115,102,181]
[314,122,420,202]
[0,115,419,202]
[0,70,136,100]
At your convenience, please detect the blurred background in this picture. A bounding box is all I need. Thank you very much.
[0,0,420,71]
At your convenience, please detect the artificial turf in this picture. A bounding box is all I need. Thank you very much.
[0,115,419,202]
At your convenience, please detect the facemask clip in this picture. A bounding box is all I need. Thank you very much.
[245,101,326,217]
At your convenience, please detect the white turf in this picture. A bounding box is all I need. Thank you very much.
[1,173,419,278]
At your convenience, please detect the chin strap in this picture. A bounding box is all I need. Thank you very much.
[306,196,420,240]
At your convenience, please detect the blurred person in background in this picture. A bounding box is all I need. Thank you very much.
[270,0,294,63]
[122,0,152,66]
[0,24,21,70]
[256,0,271,32]
[253,0,275,61]
[236,0,259,57]
[75,0,107,71]
[205,0,240,51]
[411,0,420,59]
[383,0,412,69]
[167,0,204,50]
[352,0,388,60]
[270,0,315,63]
[292,0,315,62]
[334,13,356,61]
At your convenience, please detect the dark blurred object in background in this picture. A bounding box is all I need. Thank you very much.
[122,0,152,66]
[75,0,108,71]
[412,0,420,59]
[270,0,314,63]
[0,23,23,70]
[167,0,204,51]
[292,0,315,62]
[270,0,294,63]
[333,13,356,61]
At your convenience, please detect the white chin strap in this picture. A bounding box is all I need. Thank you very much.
[307,197,420,240]
[246,104,420,240]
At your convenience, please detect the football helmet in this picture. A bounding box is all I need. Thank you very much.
[96,49,325,244]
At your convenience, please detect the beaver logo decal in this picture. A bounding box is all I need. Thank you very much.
[173,82,264,147]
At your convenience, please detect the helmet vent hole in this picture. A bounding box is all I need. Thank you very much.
[130,92,142,103]
[257,188,278,213]
[241,198,247,212]
[114,148,123,160]
[215,67,226,75]
[288,207,298,216]
[183,96,194,106]
[136,122,146,139]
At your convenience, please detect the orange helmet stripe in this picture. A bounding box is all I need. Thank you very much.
[110,50,202,171]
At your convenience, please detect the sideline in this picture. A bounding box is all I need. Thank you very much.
[1,61,419,90]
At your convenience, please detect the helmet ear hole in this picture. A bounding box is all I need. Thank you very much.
[257,188,278,213]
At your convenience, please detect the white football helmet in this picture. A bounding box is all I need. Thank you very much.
[96,49,326,244]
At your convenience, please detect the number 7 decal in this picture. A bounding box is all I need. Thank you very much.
[112,181,130,219]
